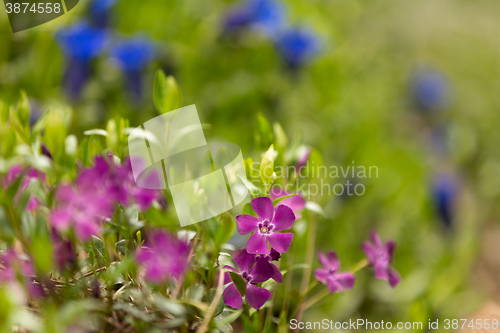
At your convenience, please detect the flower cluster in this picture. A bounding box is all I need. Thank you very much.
[136,231,190,284]
[49,155,160,241]
[223,0,321,68]
[0,250,43,298]
[224,196,295,309]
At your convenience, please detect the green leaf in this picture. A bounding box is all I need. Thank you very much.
[115,239,128,256]
[153,70,183,114]
[216,309,243,329]
[273,122,288,148]
[17,91,30,130]
[106,119,118,150]
[214,214,236,246]
[242,202,256,216]
[238,175,261,197]
[273,193,297,206]
[254,113,274,151]
[260,144,275,186]
[91,236,105,259]
[305,201,325,217]
[229,271,247,297]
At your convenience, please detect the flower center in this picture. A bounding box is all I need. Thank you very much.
[258,220,273,235]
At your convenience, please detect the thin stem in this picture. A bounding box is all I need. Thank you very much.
[293,210,317,332]
[196,267,224,333]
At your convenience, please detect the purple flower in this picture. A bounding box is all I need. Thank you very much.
[136,231,190,284]
[270,188,305,220]
[275,27,321,68]
[49,184,113,241]
[314,250,355,294]
[77,155,160,211]
[256,248,283,282]
[221,249,274,309]
[236,197,295,254]
[3,165,45,211]
[51,231,76,272]
[223,0,287,37]
[0,250,43,298]
[361,231,401,288]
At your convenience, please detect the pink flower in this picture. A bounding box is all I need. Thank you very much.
[236,197,295,254]
[314,250,355,294]
[136,231,190,284]
[77,155,160,211]
[270,187,306,219]
[49,184,113,241]
[0,250,43,298]
[3,165,45,211]
[361,230,401,288]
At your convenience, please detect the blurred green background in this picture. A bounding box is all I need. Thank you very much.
[3,0,500,331]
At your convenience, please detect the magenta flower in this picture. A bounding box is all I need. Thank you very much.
[257,248,283,283]
[49,184,113,241]
[361,230,401,288]
[0,250,43,298]
[296,147,311,170]
[236,197,295,254]
[270,188,306,219]
[221,249,274,309]
[314,250,355,294]
[136,231,190,284]
[3,165,45,211]
[77,155,160,211]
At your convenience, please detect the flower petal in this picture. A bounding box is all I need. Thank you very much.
[272,205,295,231]
[247,232,270,254]
[361,242,377,264]
[245,284,271,309]
[49,209,72,232]
[336,272,355,290]
[327,278,343,294]
[236,214,260,235]
[223,283,243,309]
[251,197,274,222]
[386,240,397,261]
[373,261,389,280]
[267,233,293,253]
[388,267,401,288]
[314,268,329,284]
[232,249,256,273]
[370,230,383,248]
[326,251,340,270]
[249,257,274,283]
[271,263,283,283]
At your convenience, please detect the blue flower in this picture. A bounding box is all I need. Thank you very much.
[412,70,449,111]
[275,27,321,68]
[57,21,108,60]
[224,0,287,37]
[110,36,156,98]
[56,21,108,99]
[432,173,459,228]
[89,0,119,29]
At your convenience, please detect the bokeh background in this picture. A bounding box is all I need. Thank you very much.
[2,0,500,331]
